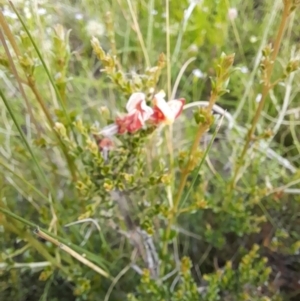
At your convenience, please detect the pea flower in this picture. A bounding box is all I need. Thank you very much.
[115,92,153,134]
[99,91,185,137]
[150,91,185,125]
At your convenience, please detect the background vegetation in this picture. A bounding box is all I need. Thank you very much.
[1,0,300,300]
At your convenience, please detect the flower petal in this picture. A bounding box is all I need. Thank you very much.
[140,103,154,121]
[115,111,143,134]
[151,94,185,125]
[167,98,185,119]
[126,92,146,112]
[99,123,119,137]
[150,107,166,124]
[153,92,174,123]
[126,92,153,124]
[155,90,166,99]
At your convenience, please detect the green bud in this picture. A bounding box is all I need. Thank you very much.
[73,118,86,134]
[157,52,166,68]
[259,62,266,71]
[132,74,142,90]
[285,58,300,73]
[20,31,31,49]
[210,77,217,92]
[262,44,273,57]
[181,256,192,274]
[215,64,222,78]
[99,106,111,120]
[220,53,235,71]
[19,54,35,76]
[76,181,86,191]
[114,70,126,86]
[0,54,9,68]
[39,266,53,281]
[141,269,151,284]
[54,122,67,137]
[103,179,114,191]
[91,37,106,61]
[53,24,66,41]
[86,139,98,155]
[193,108,206,125]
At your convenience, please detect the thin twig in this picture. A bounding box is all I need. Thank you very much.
[231,1,293,187]
[104,250,138,301]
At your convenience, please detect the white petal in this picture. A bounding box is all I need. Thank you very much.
[139,99,148,110]
[141,105,154,121]
[99,123,119,137]
[126,92,146,112]
[127,103,153,124]
[155,96,174,123]
[154,90,166,100]
[167,100,184,118]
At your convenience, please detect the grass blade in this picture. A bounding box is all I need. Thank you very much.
[9,1,68,115]
[0,206,110,271]
[0,89,52,193]
[0,159,50,204]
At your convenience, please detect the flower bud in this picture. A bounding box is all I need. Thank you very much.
[285,58,300,74]
[54,122,67,137]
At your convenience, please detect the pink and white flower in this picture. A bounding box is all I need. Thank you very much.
[99,91,185,137]
[116,92,153,134]
[150,91,185,125]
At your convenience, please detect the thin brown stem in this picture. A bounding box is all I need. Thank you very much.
[231,1,292,187]
[161,91,218,273]
[0,10,21,57]
[0,27,40,135]
[29,80,77,181]
[173,93,218,211]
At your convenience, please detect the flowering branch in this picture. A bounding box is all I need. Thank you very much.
[231,0,298,188]
[161,53,235,273]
